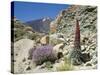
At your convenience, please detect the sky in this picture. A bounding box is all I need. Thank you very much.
[11,1,70,22]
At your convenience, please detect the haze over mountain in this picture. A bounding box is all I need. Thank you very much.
[25,17,52,34]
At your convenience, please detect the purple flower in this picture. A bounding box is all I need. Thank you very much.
[32,45,57,65]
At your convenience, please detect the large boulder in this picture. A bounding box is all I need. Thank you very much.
[40,35,49,45]
[12,39,36,73]
[50,33,65,45]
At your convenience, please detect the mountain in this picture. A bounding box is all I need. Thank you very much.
[25,17,52,34]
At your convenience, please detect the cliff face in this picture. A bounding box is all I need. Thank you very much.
[55,5,97,34]
[50,5,97,69]
[52,5,97,51]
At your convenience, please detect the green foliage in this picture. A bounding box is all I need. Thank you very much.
[56,57,74,71]
[14,28,26,41]
[45,62,53,70]
[14,29,25,38]
[28,33,39,40]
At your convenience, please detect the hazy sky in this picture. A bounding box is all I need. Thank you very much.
[11,1,70,22]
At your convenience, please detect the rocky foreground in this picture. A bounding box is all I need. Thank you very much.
[11,5,97,74]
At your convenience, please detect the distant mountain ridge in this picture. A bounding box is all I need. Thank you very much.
[25,17,52,34]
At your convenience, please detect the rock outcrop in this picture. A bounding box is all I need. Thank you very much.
[53,5,97,69]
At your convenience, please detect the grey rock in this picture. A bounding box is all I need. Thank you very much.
[13,39,36,73]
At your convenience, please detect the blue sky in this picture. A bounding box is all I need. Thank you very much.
[12,1,70,22]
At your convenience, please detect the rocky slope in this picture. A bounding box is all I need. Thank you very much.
[56,5,97,34]
[11,17,45,42]
[50,5,97,70]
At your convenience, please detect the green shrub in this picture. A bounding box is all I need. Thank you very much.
[56,57,74,71]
